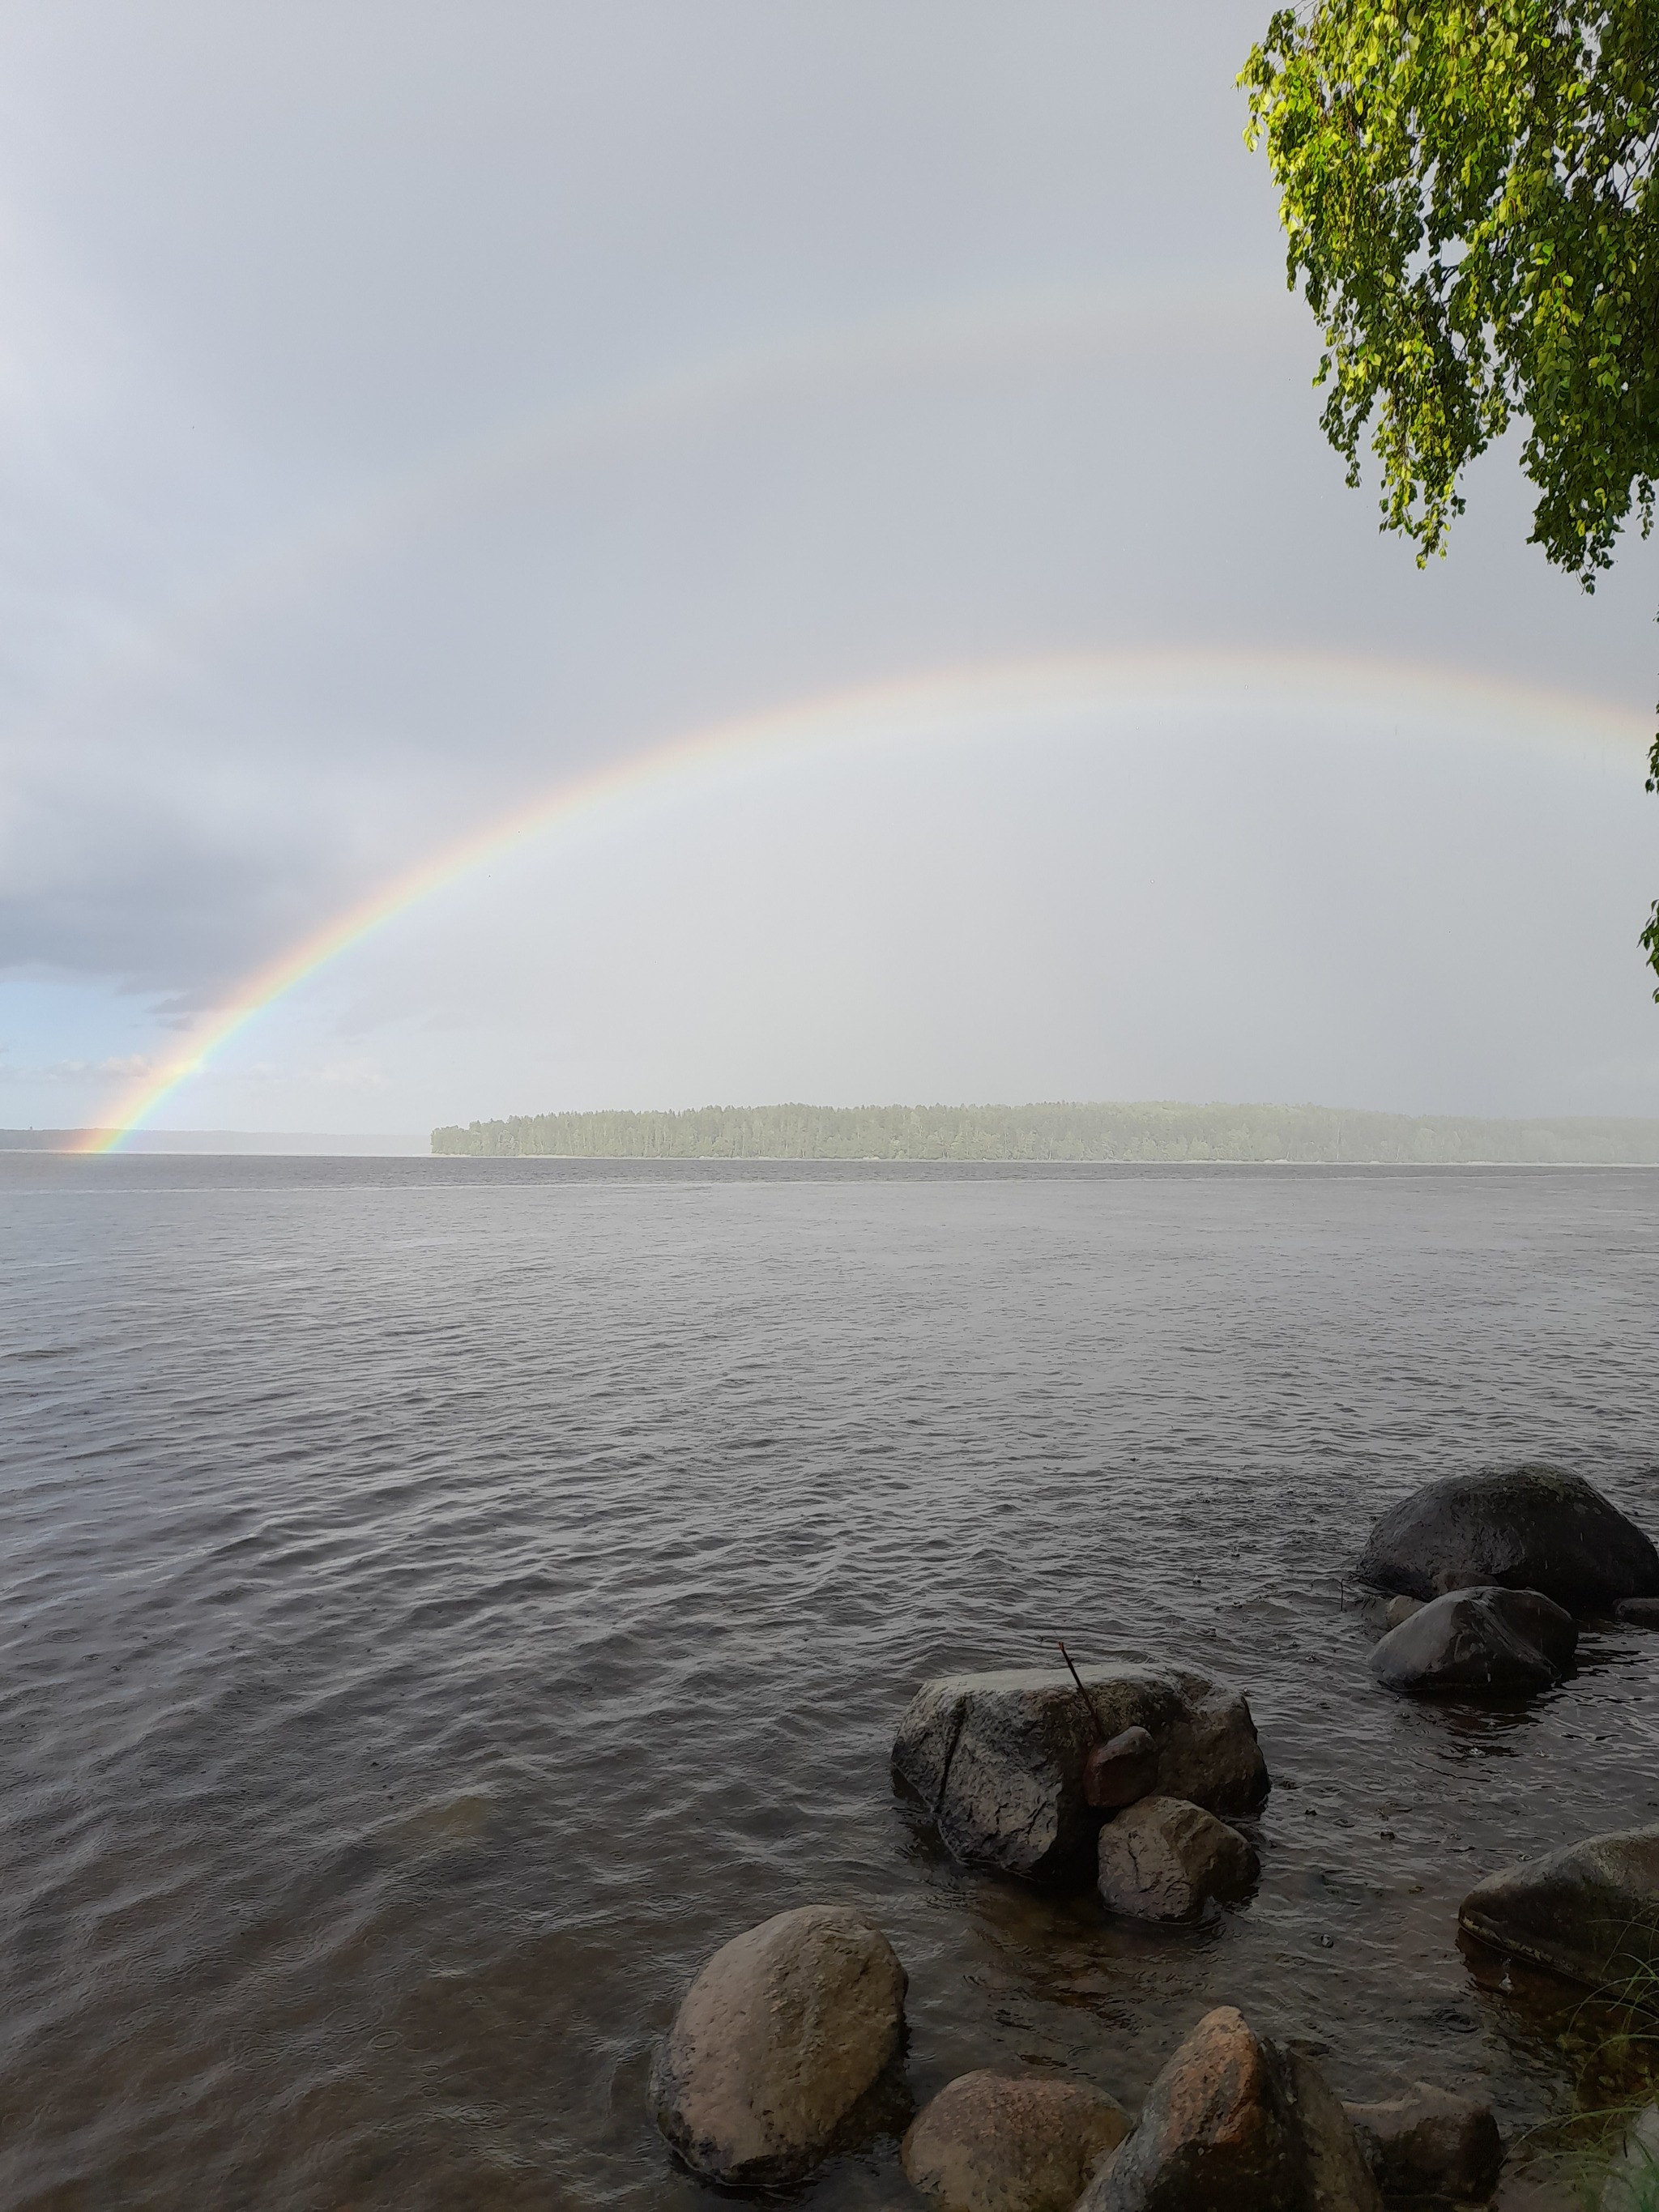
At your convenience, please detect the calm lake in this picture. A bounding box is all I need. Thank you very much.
[2,1155,1657,2209]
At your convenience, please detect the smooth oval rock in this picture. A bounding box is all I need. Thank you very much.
[893,1665,1269,1882]
[1345,2081,1503,2202]
[901,2069,1130,2212]
[650,1903,907,2187]
[1354,1464,1659,1615]
[1075,2005,1380,2211]
[1460,1825,1659,1992]
[1369,1585,1576,1697]
[1618,1597,1659,1629]
[1097,1795,1259,1922]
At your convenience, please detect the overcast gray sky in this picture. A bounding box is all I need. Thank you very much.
[2,1,1657,1134]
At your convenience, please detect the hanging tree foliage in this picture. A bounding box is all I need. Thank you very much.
[1240,1,1659,991]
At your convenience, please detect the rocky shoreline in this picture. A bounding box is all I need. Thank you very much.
[648,1464,1659,2210]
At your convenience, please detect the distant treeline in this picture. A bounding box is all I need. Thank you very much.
[429,1102,1659,1164]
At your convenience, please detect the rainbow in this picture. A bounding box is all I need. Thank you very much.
[79,646,1651,1150]
[28,275,1281,769]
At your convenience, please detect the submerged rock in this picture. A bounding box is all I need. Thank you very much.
[1459,1826,1659,1993]
[1096,1795,1259,1922]
[1354,1464,1659,1615]
[901,2069,1129,2212]
[1075,2005,1380,2211]
[1369,1585,1576,1697]
[893,1665,1269,1882]
[650,1903,906,2187]
[1345,2081,1503,2201]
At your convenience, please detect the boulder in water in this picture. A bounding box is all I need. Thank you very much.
[1369,1585,1576,1697]
[901,2069,1130,2212]
[1618,1598,1659,1629]
[1344,2081,1503,2201]
[1354,1464,1659,1615]
[1459,1826,1659,1993]
[893,1665,1269,1882]
[650,1903,907,2186]
[1097,1795,1259,1921]
[1074,2005,1380,2211]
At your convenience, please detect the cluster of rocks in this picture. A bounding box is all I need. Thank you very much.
[1358,1464,1659,1697]
[651,1910,1502,2209]
[648,1462,1659,2206]
[892,1662,1267,1919]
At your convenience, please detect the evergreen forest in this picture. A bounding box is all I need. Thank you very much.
[430,1102,1659,1165]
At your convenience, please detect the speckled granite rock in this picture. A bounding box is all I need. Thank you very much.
[1075,2005,1380,2212]
[902,2069,1129,2212]
[650,1903,906,2186]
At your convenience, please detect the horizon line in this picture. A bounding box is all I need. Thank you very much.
[79,646,1654,1153]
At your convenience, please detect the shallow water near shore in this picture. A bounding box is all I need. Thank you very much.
[2,1155,1657,2208]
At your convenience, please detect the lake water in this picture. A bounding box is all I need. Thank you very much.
[3,1155,1657,2209]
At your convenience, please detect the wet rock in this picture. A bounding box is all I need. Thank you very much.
[1084,1724,1159,1811]
[1602,2103,1659,2212]
[1369,1586,1576,1697]
[1384,1595,1424,1628]
[1354,1464,1659,1616]
[1097,1795,1259,1922]
[1617,1598,1659,1629]
[650,1903,906,2187]
[1075,2005,1380,2211]
[901,2069,1130,2212]
[1287,2048,1388,2212]
[893,1666,1269,1882]
[1460,1825,1659,1993]
[1345,2082,1503,2201]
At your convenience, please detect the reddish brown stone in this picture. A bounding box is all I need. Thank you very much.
[1083,1724,1159,1810]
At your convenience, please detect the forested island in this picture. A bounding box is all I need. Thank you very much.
[429,1102,1659,1165]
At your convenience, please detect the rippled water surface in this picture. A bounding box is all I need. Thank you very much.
[3,1155,1658,2209]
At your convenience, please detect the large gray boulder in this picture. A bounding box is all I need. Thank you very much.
[1096,1796,1259,1922]
[1345,2081,1503,2202]
[1369,1585,1576,1697]
[1354,1464,1659,1615]
[901,2069,1130,2212]
[1075,2005,1380,2212]
[1461,1825,1659,1993]
[650,1903,907,2186]
[893,1665,1269,1882]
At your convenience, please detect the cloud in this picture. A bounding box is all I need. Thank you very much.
[0,1050,154,1084]
[0,1,1655,1127]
